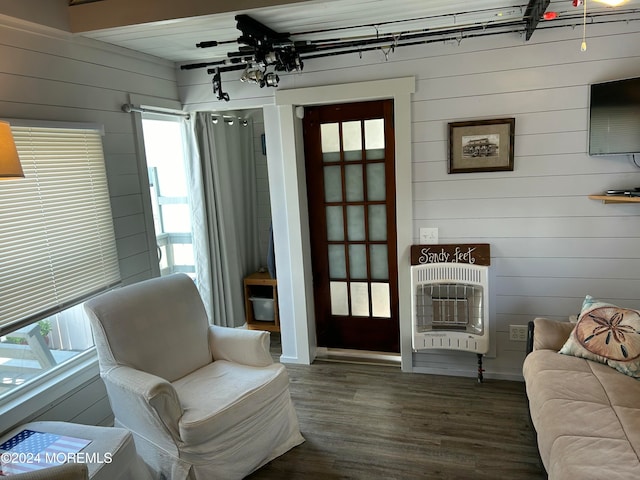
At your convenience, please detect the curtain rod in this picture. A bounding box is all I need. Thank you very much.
[121,104,252,124]
[121,103,190,119]
[211,113,250,120]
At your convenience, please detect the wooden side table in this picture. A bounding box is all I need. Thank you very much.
[243,272,279,332]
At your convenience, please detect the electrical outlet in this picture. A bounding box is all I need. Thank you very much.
[509,325,528,342]
[419,227,438,244]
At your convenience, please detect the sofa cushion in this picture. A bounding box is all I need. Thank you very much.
[532,317,574,351]
[524,351,610,421]
[548,437,640,480]
[524,347,640,479]
[559,295,640,379]
[525,317,640,479]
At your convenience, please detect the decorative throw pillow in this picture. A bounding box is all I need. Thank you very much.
[559,295,640,379]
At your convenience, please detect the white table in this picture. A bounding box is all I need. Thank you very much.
[0,421,152,480]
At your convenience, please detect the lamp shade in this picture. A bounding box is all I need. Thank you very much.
[0,121,24,178]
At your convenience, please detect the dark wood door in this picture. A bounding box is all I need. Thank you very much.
[303,100,399,353]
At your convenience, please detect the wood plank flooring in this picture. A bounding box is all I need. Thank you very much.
[248,339,545,480]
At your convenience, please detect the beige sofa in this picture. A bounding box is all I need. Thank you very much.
[523,317,640,480]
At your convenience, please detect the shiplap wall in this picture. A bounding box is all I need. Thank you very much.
[179,19,640,380]
[0,15,179,428]
[24,376,114,428]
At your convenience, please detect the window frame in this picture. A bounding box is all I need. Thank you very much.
[141,113,196,277]
[0,350,99,433]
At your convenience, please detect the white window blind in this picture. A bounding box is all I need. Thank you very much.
[0,125,121,333]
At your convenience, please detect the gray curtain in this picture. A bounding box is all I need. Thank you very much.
[188,112,261,327]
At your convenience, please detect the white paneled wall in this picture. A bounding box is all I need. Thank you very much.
[179,18,640,380]
[408,23,640,378]
[0,15,179,428]
[0,17,177,285]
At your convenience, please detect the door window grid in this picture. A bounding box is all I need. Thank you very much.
[321,118,390,318]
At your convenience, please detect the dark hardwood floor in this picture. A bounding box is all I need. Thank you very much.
[248,335,545,480]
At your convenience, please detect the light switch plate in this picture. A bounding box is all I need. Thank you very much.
[419,227,438,244]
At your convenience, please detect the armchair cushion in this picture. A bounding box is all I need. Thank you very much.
[173,361,290,445]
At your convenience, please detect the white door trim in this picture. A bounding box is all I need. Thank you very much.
[266,77,415,370]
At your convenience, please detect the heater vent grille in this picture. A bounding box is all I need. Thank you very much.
[415,263,484,285]
[411,263,489,354]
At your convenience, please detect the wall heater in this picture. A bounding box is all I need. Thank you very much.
[411,262,490,381]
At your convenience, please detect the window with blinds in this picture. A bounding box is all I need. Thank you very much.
[0,125,121,336]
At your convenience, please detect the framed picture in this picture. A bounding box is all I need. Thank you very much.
[448,118,515,174]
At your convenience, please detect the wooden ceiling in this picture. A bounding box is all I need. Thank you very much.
[69,0,640,65]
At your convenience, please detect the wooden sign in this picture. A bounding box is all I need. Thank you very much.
[410,244,490,266]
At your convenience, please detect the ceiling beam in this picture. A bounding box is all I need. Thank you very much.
[523,0,551,41]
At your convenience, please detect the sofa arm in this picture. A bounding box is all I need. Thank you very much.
[209,325,273,367]
[102,365,183,442]
[528,317,575,353]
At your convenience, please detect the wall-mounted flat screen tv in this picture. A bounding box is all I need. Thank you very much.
[589,76,640,156]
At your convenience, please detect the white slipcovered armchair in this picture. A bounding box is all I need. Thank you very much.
[84,274,304,480]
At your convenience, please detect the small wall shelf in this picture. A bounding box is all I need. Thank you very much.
[244,271,279,332]
[588,195,640,204]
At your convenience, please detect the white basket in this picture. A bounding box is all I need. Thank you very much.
[250,297,275,321]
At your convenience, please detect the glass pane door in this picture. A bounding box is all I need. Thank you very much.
[322,117,391,319]
[304,100,399,353]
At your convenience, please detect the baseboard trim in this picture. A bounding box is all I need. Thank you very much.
[315,347,401,367]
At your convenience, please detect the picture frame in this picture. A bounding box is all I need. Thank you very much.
[448,118,515,174]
